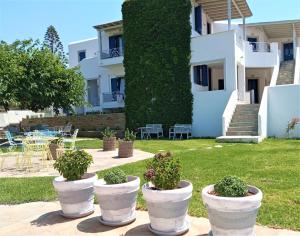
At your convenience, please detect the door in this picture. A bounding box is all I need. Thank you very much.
[283,43,294,61]
[247,37,258,51]
[247,79,259,104]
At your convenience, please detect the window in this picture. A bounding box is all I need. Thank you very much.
[218,79,224,90]
[78,50,86,62]
[194,5,202,35]
[207,22,211,35]
[109,35,123,57]
[111,77,125,93]
[87,79,100,106]
[194,65,208,86]
[247,37,258,51]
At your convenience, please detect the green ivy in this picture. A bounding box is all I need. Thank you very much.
[122,0,193,130]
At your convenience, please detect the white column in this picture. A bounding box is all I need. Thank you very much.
[293,24,297,60]
[243,17,246,40]
[98,30,103,63]
[227,0,232,31]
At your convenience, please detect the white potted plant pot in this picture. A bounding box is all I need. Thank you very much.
[94,175,140,226]
[202,185,263,236]
[53,150,95,218]
[53,173,97,218]
[142,180,193,236]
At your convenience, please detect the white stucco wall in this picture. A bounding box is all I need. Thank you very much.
[191,30,237,137]
[68,38,98,68]
[267,84,300,138]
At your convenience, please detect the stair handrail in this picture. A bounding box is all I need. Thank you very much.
[294,47,300,84]
[270,49,280,86]
[222,90,238,136]
[258,86,269,138]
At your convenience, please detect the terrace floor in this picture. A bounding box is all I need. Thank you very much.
[1,201,299,236]
[0,148,153,178]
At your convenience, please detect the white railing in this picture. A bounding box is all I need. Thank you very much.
[258,86,269,138]
[103,92,125,103]
[101,47,124,59]
[247,42,271,53]
[222,90,238,136]
[294,47,300,84]
[270,49,281,86]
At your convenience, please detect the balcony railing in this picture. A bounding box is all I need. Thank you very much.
[248,42,271,53]
[101,47,124,59]
[103,92,125,103]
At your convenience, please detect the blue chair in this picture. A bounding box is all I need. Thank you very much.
[2,131,24,149]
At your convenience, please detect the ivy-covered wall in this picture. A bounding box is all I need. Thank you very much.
[122,0,193,130]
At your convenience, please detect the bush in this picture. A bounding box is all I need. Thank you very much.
[53,150,93,181]
[102,127,116,138]
[122,0,193,130]
[214,176,248,197]
[123,128,136,141]
[144,152,181,190]
[104,169,127,185]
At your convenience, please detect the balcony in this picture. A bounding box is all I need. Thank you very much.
[245,42,279,68]
[100,47,124,66]
[102,92,125,109]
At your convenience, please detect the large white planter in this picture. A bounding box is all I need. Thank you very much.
[94,176,140,226]
[53,173,97,218]
[142,181,193,236]
[202,185,263,236]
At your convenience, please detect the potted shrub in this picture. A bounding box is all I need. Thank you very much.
[118,129,136,158]
[53,150,96,218]
[202,176,263,236]
[142,152,193,235]
[94,168,140,226]
[49,136,64,160]
[102,127,117,151]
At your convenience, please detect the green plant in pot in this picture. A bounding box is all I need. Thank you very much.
[202,176,263,236]
[118,129,136,158]
[49,135,64,160]
[53,150,97,218]
[94,168,140,226]
[142,152,193,235]
[102,127,117,151]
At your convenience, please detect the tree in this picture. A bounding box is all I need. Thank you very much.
[0,40,85,114]
[122,0,193,130]
[43,25,65,59]
[0,41,23,110]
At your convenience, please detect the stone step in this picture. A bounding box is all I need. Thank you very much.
[231,115,258,121]
[234,110,259,115]
[228,126,258,132]
[217,136,263,143]
[226,131,258,136]
[229,121,258,127]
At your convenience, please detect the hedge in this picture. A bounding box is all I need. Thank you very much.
[122,0,193,130]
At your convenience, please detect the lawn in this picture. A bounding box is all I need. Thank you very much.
[0,138,299,230]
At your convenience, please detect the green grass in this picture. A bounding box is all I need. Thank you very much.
[0,138,299,230]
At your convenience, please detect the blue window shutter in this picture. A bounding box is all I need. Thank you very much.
[194,66,201,85]
[202,65,208,86]
[111,78,118,92]
[195,6,202,35]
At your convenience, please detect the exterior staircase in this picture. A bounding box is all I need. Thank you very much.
[226,104,259,136]
[276,60,295,85]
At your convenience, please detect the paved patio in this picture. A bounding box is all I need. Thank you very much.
[0,201,299,236]
[0,149,153,178]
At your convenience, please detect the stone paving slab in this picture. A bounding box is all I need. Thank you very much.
[0,149,153,178]
[0,202,299,236]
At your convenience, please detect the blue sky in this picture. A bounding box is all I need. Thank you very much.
[0,0,299,51]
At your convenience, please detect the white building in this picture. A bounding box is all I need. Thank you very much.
[68,0,300,141]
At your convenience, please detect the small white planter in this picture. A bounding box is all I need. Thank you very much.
[202,185,263,236]
[142,181,193,236]
[53,173,97,218]
[94,176,140,226]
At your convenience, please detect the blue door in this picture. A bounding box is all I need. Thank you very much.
[284,43,294,61]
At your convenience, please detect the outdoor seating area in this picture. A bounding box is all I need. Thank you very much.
[139,123,192,139]
[0,126,79,172]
